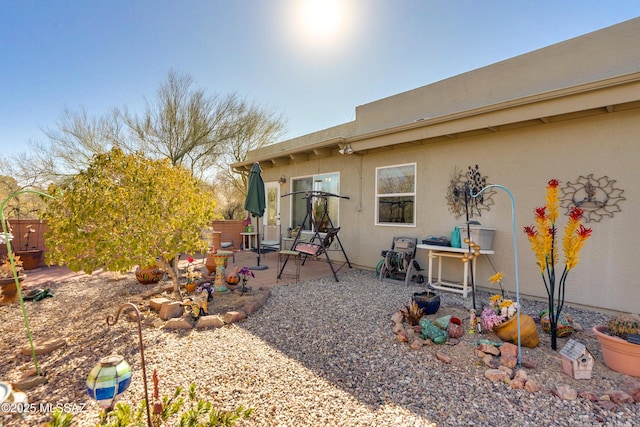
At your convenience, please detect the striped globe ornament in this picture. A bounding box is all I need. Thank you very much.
[86,355,132,409]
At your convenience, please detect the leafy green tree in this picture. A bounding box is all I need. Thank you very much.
[42,148,215,295]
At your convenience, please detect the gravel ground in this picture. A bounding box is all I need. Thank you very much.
[1,268,638,426]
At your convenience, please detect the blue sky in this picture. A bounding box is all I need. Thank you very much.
[1,1,639,156]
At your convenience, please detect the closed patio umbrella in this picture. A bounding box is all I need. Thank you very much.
[244,162,268,270]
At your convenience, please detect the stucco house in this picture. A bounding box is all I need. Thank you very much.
[233,17,640,314]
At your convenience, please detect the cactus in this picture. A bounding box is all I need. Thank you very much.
[607,314,640,340]
[400,301,425,326]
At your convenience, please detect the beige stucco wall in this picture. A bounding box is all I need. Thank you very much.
[261,107,639,314]
[363,109,638,313]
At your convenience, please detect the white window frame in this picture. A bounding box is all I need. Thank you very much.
[375,163,417,227]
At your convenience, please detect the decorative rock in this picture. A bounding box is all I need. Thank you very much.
[483,354,499,368]
[435,352,451,364]
[578,391,600,401]
[410,338,424,350]
[500,355,518,369]
[499,342,518,358]
[162,318,194,329]
[223,310,247,324]
[21,338,65,355]
[604,390,635,404]
[509,369,526,388]
[498,365,514,378]
[150,297,171,311]
[447,322,463,338]
[391,311,403,324]
[159,301,184,320]
[243,301,261,315]
[395,329,408,343]
[478,343,500,356]
[524,378,540,393]
[551,385,578,400]
[521,356,538,369]
[485,369,511,382]
[12,374,47,390]
[622,379,640,402]
[195,315,225,329]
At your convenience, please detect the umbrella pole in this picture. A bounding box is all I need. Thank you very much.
[249,217,268,270]
[257,217,261,266]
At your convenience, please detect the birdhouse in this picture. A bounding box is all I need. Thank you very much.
[559,339,594,380]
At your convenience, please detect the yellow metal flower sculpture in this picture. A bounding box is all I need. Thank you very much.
[524,179,592,350]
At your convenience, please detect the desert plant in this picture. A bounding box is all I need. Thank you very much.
[607,314,640,340]
[42,148,216,296]
[98,382,252,427]
[401,301,425,326]
[44,408,73,427]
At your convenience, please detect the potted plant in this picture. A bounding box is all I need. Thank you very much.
[412,290,440,315]
[592,314,640,377]
[481,279,540,348]
[182,256,202,292]
[238,266,254,293]
[0,254,24,304]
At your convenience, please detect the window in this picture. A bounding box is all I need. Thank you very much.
[376,163,416,226]
[291,172,340,231]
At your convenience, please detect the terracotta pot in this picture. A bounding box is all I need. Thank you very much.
[493,313,540,348]
[0,275,25,304]
[135,265,164,284]
[14,250,43,270]
[185,282,197,293]
[592,325,640,377]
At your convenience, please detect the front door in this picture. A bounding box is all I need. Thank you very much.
[264,182,280,242]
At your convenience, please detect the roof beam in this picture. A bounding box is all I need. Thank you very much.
[312,148,332,157]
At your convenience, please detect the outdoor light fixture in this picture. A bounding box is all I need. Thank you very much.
[338,143,354,155]
[278,175,286,184]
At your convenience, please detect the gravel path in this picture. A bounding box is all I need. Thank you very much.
[1,268,638,426]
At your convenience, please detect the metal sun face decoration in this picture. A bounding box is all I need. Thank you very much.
[86,355,132,409]
[560,174,625,223]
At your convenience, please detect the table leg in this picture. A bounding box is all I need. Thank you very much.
[427,250,434,284]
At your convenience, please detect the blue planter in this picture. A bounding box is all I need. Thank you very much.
[413,291,441,315]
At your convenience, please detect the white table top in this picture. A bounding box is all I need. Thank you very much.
[416,243,494,255]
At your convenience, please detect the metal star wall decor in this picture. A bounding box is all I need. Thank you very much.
[560,174,625,223]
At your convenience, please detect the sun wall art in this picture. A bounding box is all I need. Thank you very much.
[560,174,625,223]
